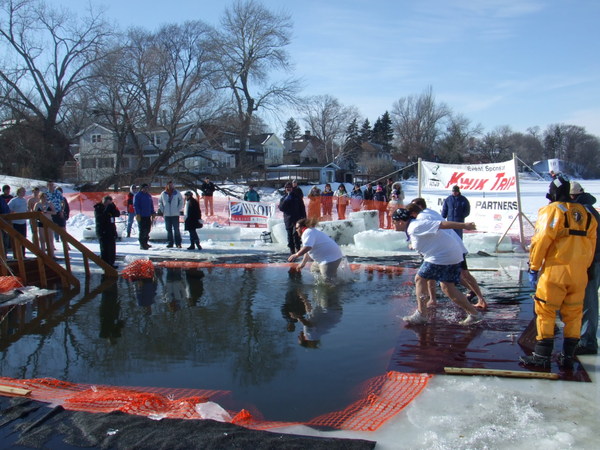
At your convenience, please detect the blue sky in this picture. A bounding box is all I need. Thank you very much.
[51,0,600,137]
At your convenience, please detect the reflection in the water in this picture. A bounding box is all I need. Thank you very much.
[281,268,307,332]
[297,284,343,348]
[98,278,124,344]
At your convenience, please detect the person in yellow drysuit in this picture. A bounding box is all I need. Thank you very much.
[520,176,597,370]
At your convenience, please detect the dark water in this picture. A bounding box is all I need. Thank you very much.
[4,256,575,421]
[0,257,426,422]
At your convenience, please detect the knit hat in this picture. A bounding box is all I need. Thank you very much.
[569,181,584,195]
[392,208,411,222]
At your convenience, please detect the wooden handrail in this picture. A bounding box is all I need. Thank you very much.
[0,211,118,289]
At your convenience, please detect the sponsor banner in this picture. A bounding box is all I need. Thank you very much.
[229,199,276,225]
[420,160,519,234]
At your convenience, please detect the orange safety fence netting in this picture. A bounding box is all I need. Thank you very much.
[0,276,24,293]
[0,372,432,432]
[120,259,155,280]
[157,260,418,277]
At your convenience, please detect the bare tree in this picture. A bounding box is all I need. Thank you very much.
[80,21,221,188]
[435,113,482,163]
[211,0,300,174]
[472,126,514,163]
[0,0,113,179]
[301,94,359,164]
[543,124,600,177]
[390,86,450,163]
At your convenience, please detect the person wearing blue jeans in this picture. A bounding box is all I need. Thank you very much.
[158,181,183,248]
[133,183,155,250]
[126,185,138,237]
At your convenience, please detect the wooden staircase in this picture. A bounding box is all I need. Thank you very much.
[0,212,118,291]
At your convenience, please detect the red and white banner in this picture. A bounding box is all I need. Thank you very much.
[419,160,519,233]
[228,199,276,226]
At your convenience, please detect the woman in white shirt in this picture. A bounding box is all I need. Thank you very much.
[288,218,344,283]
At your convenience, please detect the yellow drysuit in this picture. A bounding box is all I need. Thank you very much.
[529,201,597,341]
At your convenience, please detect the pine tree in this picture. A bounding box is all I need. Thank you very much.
[360,119,372,143]
[342,118,361,169]
[283,118,300,141]
[372,113,394,152]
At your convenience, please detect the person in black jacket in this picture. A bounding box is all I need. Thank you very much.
[570,181,600,355]
[279,181,307,254]
[184,191,203,250]
[199,177,216,216]
[94,195,121,267]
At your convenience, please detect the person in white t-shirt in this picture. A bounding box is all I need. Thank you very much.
[411,197,487,310]
[392,204,483,326]
[288,218,344,282]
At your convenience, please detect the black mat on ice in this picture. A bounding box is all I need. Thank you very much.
[0,397,375,450]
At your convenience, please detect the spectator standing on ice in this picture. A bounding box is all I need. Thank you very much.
[158,180,183,248]
[56,186,69,238]
[350,183,363,212]
[134,183,155,250]
[199,177,216,216]
[373,185,388,228]
[94,195,120,267]
[320,183,334,220]
[46,182,65,245]
[33,192,56,256]
[288,217,344,283]
[1,184,13,205]
[183,191,202,250]
[441,185,470,239]
[307,185,321,220]
[363,182,375,211]
[568,181,599,356]
[520,177,596,369]
[393,204,483,326]
[1,184,13,250]
[392,182,405,204]
[334,183,350,220]
[243,185,260,202]
[292,179,304,199]
[27,187,40,212]
[279,181,306,254]
[125,185,138,238]
[384,178,394,205]
[8,187,28,257]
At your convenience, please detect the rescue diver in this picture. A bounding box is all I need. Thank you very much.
[520,176,597,370]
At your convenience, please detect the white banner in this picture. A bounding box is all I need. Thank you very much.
[419,160,519,233]
[229,199,276,225]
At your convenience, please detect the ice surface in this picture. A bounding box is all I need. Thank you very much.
[349,210,380,230]
[354,229,410,251]
[198,225,241,241]
[463,232,514,253]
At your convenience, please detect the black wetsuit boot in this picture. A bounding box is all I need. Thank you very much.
[520,338,553,369]
[558,338,579,370]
